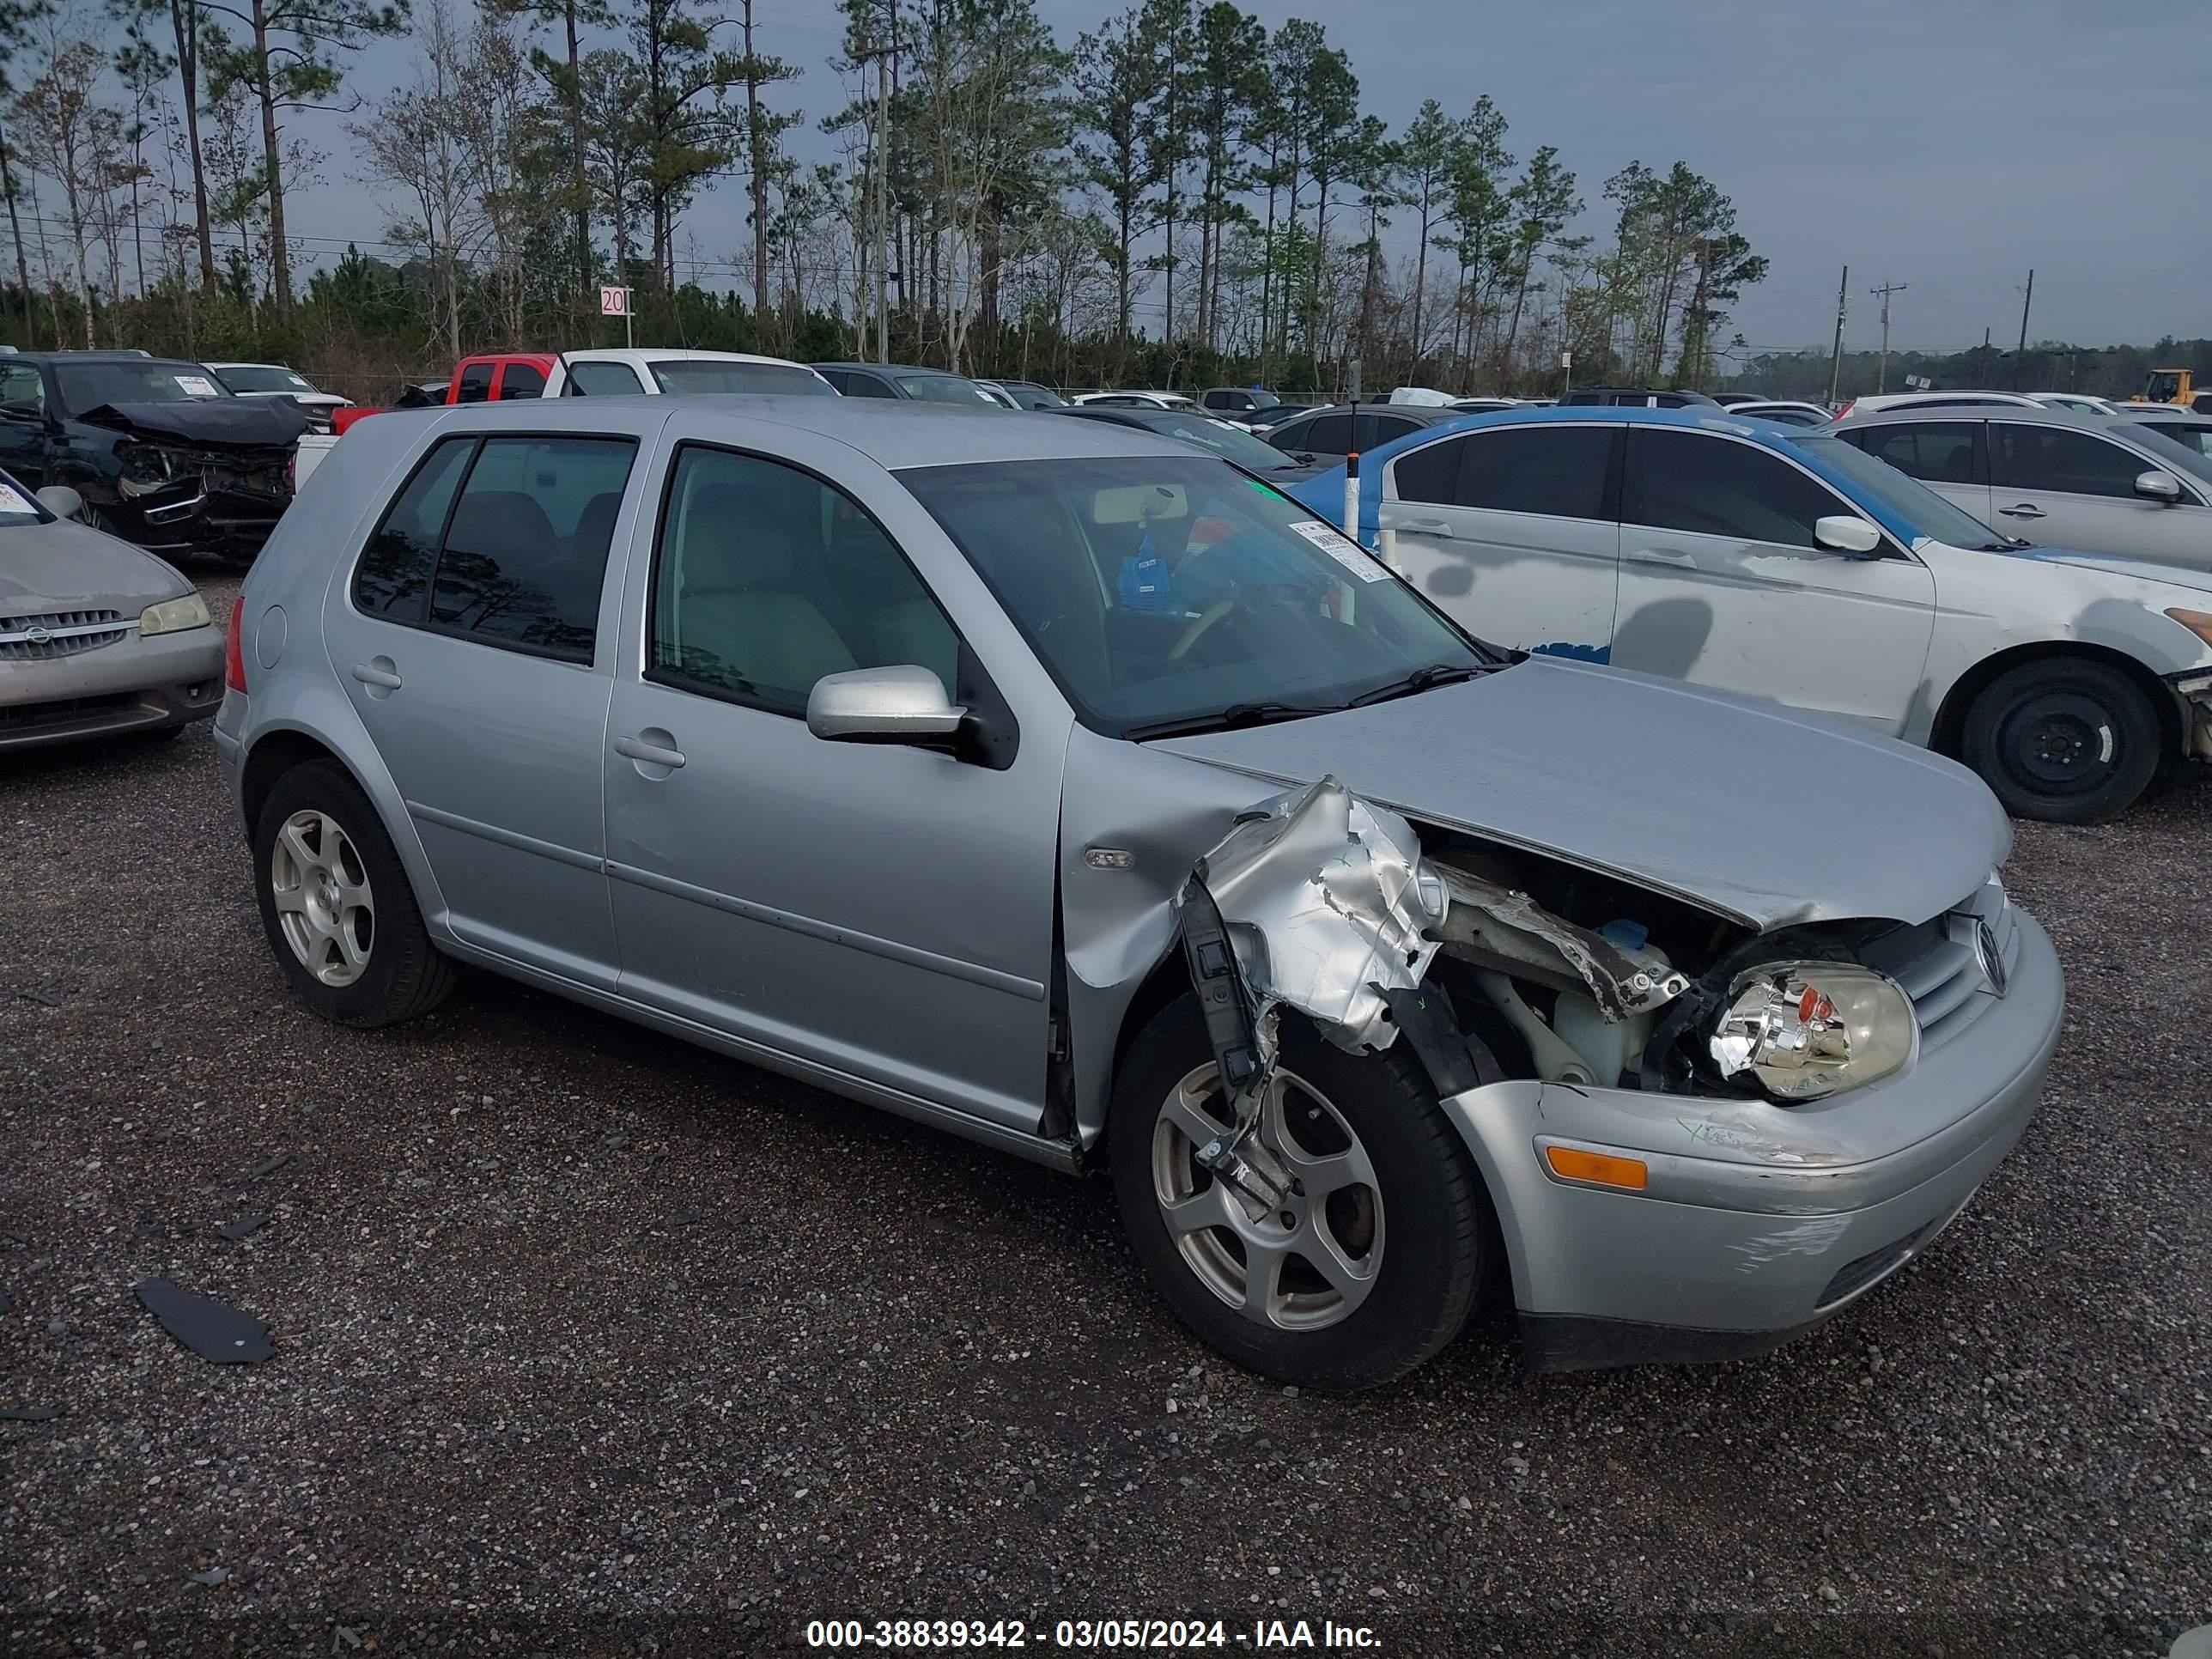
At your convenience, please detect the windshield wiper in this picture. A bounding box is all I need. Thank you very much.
[1124,701,1338,741]
[1345,662,1486,708]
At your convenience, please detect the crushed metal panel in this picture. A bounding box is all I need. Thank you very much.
[1431,860,1688,1021]
[1178,775,1445,1054]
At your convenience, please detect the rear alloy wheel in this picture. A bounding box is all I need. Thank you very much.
[1961,658,2161,824]
[1109,998,1489,1389]
[252,760,456,1026]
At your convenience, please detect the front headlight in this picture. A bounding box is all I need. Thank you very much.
[1709,961,1917,1102]
[117,441,174,486]
[139,592,210,635]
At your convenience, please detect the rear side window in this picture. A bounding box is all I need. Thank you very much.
[353,438,474,620]
[454,362,493,403]
[1624,428,1845,549]
[1990,423,2148,500]
[355,434,636,660]
[497,362,545,400]
[1855,422,1982,486]
[1394,425,1615,520]
[833,372,896,399]
[565,361,646,396]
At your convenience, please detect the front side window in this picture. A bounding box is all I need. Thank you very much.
[650,446,958,713]
[1397,424,1616,520]
[454,363,494,404]
[354,434,635,658]
[1990,423,2150,499]
[497,362,545,400]
[1854,421,1981,486]
[566,360,646,396]
[902,455,1485,738]
[1293,413,1352,453]
[647,360,835,396]
[1624,428,1848,550]
[0,363,46,410]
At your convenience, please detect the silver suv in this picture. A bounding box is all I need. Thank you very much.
[216,398,2063,1386]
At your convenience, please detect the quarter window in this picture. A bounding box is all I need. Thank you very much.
[1623,428,1847,550]
[1991,424,2150,499]
[566,361,646,396]
[1854,422,1981,486]
[648,446,958,715]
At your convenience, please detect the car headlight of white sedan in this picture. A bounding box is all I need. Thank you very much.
[1710,962,1917,1101]
[139,592,211,635]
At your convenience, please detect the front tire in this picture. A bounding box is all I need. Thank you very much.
[252,759,456,1027]
[1960,658,2162,824]
[1108,998,1489,1390]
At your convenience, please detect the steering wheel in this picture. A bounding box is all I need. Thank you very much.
[1169,597,1237,660]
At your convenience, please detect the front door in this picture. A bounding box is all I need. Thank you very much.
[601,429,1062,1133]
[323,428,640,987]
[1378,422,1622,660]
[1988,419,2212,569]
[1610,426,1935,733]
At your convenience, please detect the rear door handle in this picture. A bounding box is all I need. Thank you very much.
[350,659,402,690]
[614,732,686,770]
[1626,548,1696,568]
[1396,519,1455,538]
[1996,502,2046,520]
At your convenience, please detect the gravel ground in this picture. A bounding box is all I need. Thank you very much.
[3,569,2208,1657]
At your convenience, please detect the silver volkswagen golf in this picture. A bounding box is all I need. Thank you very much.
[216,398,2064,1388]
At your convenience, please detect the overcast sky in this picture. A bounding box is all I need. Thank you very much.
[285,0,2211,354]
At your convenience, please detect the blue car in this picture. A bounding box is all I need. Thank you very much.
[1285,404,2212,823]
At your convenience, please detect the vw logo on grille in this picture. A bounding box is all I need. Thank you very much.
[21,623,51,644]
[1972,918,2009,999]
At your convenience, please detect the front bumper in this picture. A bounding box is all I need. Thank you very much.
[1440,906,2063,1370]
[105,478,291,555]
[0,627,226,750]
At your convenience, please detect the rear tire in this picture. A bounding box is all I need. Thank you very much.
[1960,658,2162,824]
[252,759,456,1027]
[1108,997,1489,1390]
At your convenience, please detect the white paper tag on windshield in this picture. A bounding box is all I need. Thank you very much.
[173,374,221,398]
[0,481,37,515]
[1287,518,1390,582]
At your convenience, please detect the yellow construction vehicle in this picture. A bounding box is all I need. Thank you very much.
[2133,368,2208,410]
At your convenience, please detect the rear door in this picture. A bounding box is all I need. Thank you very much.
[324,427,641,987]
[1378,422,1621,659]
[1987,419,2212,567]
[1611,427,1934,732]
[1842,419,1993,526]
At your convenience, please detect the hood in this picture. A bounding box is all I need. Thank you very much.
[0,517,192,609]
[1149,657,2008,931]
[2003,542,2212,598]
[76,398,307,447]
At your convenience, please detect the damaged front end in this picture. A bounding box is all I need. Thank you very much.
[80,401,302,555]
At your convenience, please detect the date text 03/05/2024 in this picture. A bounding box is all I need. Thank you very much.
[803,1618,1384,1650]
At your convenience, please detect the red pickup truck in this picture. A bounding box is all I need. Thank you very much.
[327,353,558,436]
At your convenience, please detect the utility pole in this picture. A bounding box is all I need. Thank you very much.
[872,44,890,365]
[1869,281,1907,392]
[2012,269,2034,391]
[1826,265,1848,406]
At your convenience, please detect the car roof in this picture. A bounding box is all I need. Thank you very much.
[204,361,289,370]
[398,393,1197,469]
[563,347,811,368]
[812,362,969,378]
[11,349,197,365]
[1840,403,2134,428]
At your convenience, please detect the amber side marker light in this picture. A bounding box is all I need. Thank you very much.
[1544,1146,1650,1191]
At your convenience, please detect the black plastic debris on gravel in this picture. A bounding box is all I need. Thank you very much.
[0,1404,61,1422]
[215,1214,265,1241]
[0,1285,11,1315]
[135,1279,275,1364]
[241,1153,290,1183]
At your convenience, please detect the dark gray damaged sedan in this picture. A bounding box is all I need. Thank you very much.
[215,398,2064,1388]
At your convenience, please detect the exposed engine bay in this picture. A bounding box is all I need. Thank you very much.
[1174,776,1924,1118]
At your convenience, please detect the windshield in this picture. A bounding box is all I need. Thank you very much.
[2146,372,2182,403]
[1005,382,1067,408]
[901,455,1486,738]
[2118,422,2212,489]
[55,361,234,413]
[0,466,46,526]
[1135,414,1310,471]
[2143,422,2212,460]
[897,373,999,406]
[1789,434,2019,550]
[647,360,835,397]
[214,365,316,394]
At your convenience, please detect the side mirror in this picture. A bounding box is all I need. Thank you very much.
[806,665,966,744]
[35,484,82,520]
[2135,469,2184,505]
[1814,514,1883,556]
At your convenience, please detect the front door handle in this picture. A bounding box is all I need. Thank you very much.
[1996,502,2046,520]
[1396,518,1455,538]
[1626,548,1696,568]
[614,731,686,771]
[351,658,402,690]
